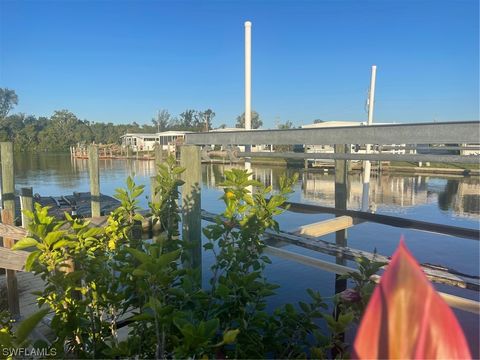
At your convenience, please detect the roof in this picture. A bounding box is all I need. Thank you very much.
[121,131,192,138]
[301,121,366,129]
[210,127,246,132]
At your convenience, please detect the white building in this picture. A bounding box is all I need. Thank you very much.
[121,131,191,151]
[209,127,273,152]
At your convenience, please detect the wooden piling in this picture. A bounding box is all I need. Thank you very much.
[0,142,20,316]
[180,145,202,273]
[20,187,34,229]
[151,145,164,204]
[333,143,348,349]
[88,144,101,217]
[154,144,163,165]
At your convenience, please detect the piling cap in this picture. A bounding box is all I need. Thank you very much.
[244,21,252,27]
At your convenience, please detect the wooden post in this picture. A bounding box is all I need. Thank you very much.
[0,142,20,316]
[332,143,349,356]
[332,144,349,358]
[88,145,101,217]
[180,145,202,274]
[151,144,163,204]
[20,187,34,229]
[334,144,348,272]
[154,144,163,165]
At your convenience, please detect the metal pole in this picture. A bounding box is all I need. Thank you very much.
[244,21,252,130]
[244,20,253,190]
[362,65,377,211]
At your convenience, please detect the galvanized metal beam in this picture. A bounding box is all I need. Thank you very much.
[185,121,480,146]
[239,151,479,164]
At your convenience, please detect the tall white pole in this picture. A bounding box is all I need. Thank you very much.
[367,65,377,126]
[244,21,252,130]
[362,65,377,212]
[244,21,253,192]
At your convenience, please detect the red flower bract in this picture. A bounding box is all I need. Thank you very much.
[353,238,471,359]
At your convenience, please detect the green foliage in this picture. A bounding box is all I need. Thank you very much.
[1,95,217,151]
[337,252,388,322]
[235,110,263,129]
[0,88,18,119]
[0,309,50,358]
[8,165,386,358]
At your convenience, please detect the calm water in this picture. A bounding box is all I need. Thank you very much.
[9,153,480,354]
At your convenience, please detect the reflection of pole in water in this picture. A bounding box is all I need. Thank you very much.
[362,65,377,212]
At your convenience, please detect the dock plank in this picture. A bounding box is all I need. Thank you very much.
[296,216,353,237]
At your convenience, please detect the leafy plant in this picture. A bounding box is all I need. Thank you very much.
[11,162,376,358]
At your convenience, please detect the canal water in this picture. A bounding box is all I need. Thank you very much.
[10,153,480,355]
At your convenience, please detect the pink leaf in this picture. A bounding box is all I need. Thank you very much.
[353,238,471,359]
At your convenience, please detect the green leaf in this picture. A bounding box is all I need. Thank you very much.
[44,231,66,247]
[12,237,39,250]
[52,239,77,250]
[299,301,310,313]
[25,251,40,272]
[16,308,49,344]
[132,269,147,277]
[203,318,219,338]
[222,329,240,344]
[216,284,229,297]
[129,313,153,321]
[126,248,151,264]
[157,249,181,267]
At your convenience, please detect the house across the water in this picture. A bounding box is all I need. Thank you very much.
[121,131,192,151]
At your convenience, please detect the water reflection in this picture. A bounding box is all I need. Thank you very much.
[202,164,480,219]
[439,179,480,218]
[11,153,480,219]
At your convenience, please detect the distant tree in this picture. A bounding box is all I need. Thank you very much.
[178,109,196,129]
[152,109,171,132]
[218,123,227,129]
[278,120,293,129]
[202,109,215,131]
[313,119,324,124]
[0,88,18,119]
[274,120,295,152]
[235,111,262,129]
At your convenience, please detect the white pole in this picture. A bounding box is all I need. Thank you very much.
[367,65,377,126]
[244,21,252,130]
[362,65,377,212]
[244,21,253,192]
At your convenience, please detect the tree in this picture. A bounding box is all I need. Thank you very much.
[0,88,18,119]
[202,109,215,131]
[179,109,195,128]
[313,119,324,124]
[152,109,171,132]
[235,111,262,129]
[277,120,293,129]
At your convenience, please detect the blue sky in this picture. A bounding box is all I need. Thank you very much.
[0,0,478,128]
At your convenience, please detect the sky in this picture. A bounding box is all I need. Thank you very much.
[0,0,478,129]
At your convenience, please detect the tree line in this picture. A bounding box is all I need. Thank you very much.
[0,88,266,152]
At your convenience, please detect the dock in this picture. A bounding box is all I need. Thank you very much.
[1,121,479,342]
